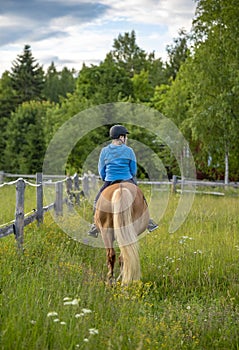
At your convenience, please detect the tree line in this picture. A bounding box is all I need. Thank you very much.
[0,0,239,182]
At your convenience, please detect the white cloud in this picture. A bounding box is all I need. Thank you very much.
[99,0,195,24]
[0,0,197,75]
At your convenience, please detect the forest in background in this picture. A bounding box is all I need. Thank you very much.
[0,0,239,182]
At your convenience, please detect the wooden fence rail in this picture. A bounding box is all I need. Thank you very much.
[137,177,239,195]
[0,172,91,250]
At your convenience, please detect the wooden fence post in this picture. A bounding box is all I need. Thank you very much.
[36,172,43,225]
[73,173,80,205]
[66,175,73,210]
[0,171,4,184]
[90,173,97,192]
[171,175,177,193]
[55,181,63,216]
[14,178,26,251]
[82,174,89,197]
[66,175,73,196]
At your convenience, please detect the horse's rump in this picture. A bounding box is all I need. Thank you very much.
[94,182,149,284]
[94,182,149,245]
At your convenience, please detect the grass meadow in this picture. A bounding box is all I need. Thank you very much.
[0,184,239,349]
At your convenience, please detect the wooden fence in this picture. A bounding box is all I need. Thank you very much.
[169,176,239,195]
[1,171,238,250]
[137,176,239,195]
[0,172,97,250]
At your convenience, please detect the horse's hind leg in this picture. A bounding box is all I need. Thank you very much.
[106,248,116,285]
[116,254,124,282]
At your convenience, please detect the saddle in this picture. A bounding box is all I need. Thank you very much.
[109,179,136,186]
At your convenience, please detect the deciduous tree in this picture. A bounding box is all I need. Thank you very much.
[4,101,51,173]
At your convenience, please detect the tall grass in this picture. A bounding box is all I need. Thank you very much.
[0,186,239,349]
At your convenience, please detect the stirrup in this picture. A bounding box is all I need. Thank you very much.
[147,219,158,232]
[88,224,99,238]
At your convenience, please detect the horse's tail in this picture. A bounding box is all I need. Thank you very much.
[111,185,141,284]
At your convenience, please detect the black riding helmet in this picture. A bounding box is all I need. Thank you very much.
[109,125,129,139]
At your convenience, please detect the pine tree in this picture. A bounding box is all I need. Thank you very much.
[43,62,76,103]
[10,44,45,105]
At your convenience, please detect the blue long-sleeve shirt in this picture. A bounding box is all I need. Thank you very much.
[98,143,137,181]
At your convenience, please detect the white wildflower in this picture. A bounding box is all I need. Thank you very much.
[47,311,58,317]
[53,318,60,323]
[60,321,66,325]
[89,328,99,335]
[64,298,79,306]
[194,249,202,254]
[75,313,85,318]
[82,308,92,314]
[83,338,89,342]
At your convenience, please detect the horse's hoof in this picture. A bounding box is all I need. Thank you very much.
[107,276,116,287]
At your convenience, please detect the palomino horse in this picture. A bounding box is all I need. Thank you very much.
[94,182,149,285]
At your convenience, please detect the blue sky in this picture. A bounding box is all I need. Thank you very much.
[0,0,197,75]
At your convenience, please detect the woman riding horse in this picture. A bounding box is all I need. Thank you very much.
[88,124,158,284]
[88,124,158,237]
